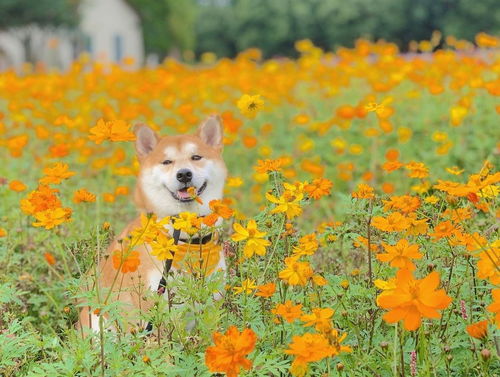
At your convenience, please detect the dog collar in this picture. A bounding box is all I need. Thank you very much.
[179,233,213,245]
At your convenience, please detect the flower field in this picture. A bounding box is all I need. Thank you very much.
[0,34,499,376]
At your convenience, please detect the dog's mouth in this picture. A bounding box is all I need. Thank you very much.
[168,181,207,203]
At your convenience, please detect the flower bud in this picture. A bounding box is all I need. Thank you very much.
[481,349,491,361]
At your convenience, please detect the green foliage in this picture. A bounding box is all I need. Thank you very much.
[0,0,80,29]
[195,0,500,58]
[127,0,197,58]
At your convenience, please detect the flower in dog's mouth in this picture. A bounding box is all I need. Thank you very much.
[170,182,207,203]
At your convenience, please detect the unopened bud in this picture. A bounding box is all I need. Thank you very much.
[336,363,344,371]
[481,349,491,360]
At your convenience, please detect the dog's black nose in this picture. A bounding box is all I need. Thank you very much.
[176,169,192,183]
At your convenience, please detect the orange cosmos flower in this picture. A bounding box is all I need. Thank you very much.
[292,233,319,256]
[377,269,452,331]
[466,320,488,340]
[279,256,314,286]
[377,239,422,270]
[39,163,75,185]
[205,326,257,377]
[73,188,96,203]
[254,158,284,173]
[304,178,333,199]
[487,289,500,329]
[429,220,457,240]
[32,207,71,229]
[406,162,429,178]
[0,228,6,237]
[351,183,375,199]
[44,252,56,265]
[300,307,334,332]
[371,212,411,232]
[405,213,429,236]
[272,300,303,323]
[89,118,136,144]
[20,185,61,215]
[382,195,420,214]
[9,180,27,192]
[112,250,141,273]
[209,199,234,219]
[382,160,404,172]
[255,282,276,298]
[475,32,499,48]
[476,242,500,285]
[285,333,336,375]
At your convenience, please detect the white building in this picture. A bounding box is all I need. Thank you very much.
[0,0,144,70]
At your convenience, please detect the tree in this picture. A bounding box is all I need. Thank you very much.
[0,0,80,29]
[127,0,197,59]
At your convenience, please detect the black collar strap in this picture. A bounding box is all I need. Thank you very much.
[179,233,212,245]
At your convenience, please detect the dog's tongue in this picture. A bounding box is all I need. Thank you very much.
[177,188,192,199]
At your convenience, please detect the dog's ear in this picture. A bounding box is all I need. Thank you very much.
[197,115,223,149]
[134,124,158,158]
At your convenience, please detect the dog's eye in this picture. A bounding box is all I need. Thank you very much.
[162,160,173,165]
[191,155,202,161]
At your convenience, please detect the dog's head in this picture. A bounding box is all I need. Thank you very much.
[133,115,227,217]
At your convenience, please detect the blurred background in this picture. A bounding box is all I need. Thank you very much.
[0,0,498,70]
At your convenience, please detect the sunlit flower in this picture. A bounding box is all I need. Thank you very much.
[266,191,303,219]
[466,320,488,340]
[233,278,257,295]
[112,250,141,273]
[371,212,411,232]
[377,239,423,270]
[39,163,75,185]
[351,183,375,199]
[89,119,136,144]
[377,269,452,330]
[304,178,333,199]
[150,233,178,261]
[272,300,303,323]
[32,207,71,229]
[254,158,284,173]
[406,162,429,178]
[73,188,96,203]
[279,256,313,286]
[300,307,334,332]
[173,212,201,235]
[205,326,257,377]
[255,282,276,298]
[285,333,336,376]
[231,220,270,258]
[237,94,264,119]
[9,180,27,192]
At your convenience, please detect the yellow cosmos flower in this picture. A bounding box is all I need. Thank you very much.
[279,256,313,286]
[233,278,257,295]
[150,233,178,261]
[265,191,303,219]
[32,207,71,230]
[173,212,201,235]
[231,220,270,258]
[237,94,264,119]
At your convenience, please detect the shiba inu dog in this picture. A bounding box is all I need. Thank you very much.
[79,115,227,332]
